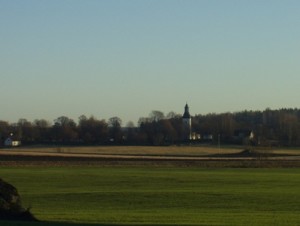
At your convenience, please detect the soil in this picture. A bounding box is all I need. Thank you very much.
[0,149,300,168]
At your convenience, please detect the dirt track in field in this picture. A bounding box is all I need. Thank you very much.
[1,147,300,167]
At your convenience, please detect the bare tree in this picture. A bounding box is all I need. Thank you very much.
[149,110,164,122]
[108,117,123,143]
[166,111,180,119]
[52,116,77,143]
[78,115,108,144]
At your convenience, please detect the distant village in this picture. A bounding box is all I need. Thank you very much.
[1,104,300,147]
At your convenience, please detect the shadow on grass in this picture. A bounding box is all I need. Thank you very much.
[0,221,206,226]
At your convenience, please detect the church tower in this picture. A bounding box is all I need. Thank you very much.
[182,103,192,140]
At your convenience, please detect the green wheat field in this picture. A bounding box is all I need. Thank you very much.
[1,166,300,225]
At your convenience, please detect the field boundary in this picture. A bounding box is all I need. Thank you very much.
[1,147,300,167]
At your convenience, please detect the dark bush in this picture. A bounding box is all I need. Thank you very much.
[0,178,37,221]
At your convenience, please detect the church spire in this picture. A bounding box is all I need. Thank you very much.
[183,103,191,119]
[182,103,192,140]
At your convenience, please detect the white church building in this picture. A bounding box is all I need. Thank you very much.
[182,103,201,141]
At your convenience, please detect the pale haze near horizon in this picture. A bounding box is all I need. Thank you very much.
[1,0,300,125]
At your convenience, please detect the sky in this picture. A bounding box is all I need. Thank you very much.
[1,0,300,125]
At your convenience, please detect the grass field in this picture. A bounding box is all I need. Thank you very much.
[1,166,300,225]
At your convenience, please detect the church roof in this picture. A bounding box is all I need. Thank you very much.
[182,103,191,118]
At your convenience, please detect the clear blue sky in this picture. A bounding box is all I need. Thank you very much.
[1,0,300,125]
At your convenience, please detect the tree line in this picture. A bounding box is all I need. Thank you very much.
[1,108,300,147]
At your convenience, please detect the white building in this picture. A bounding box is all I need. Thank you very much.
[4,137,21,147]
[182,103,192,140]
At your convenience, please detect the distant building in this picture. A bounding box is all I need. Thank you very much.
[233,129,255,145]
[182,103,192,140]
[191,132,201,140]
[4,137,21,147]
[234,130,254,140]
[202,134,213,141]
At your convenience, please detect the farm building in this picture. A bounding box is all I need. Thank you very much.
[4,137,21,147]
[233,129,255,145]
